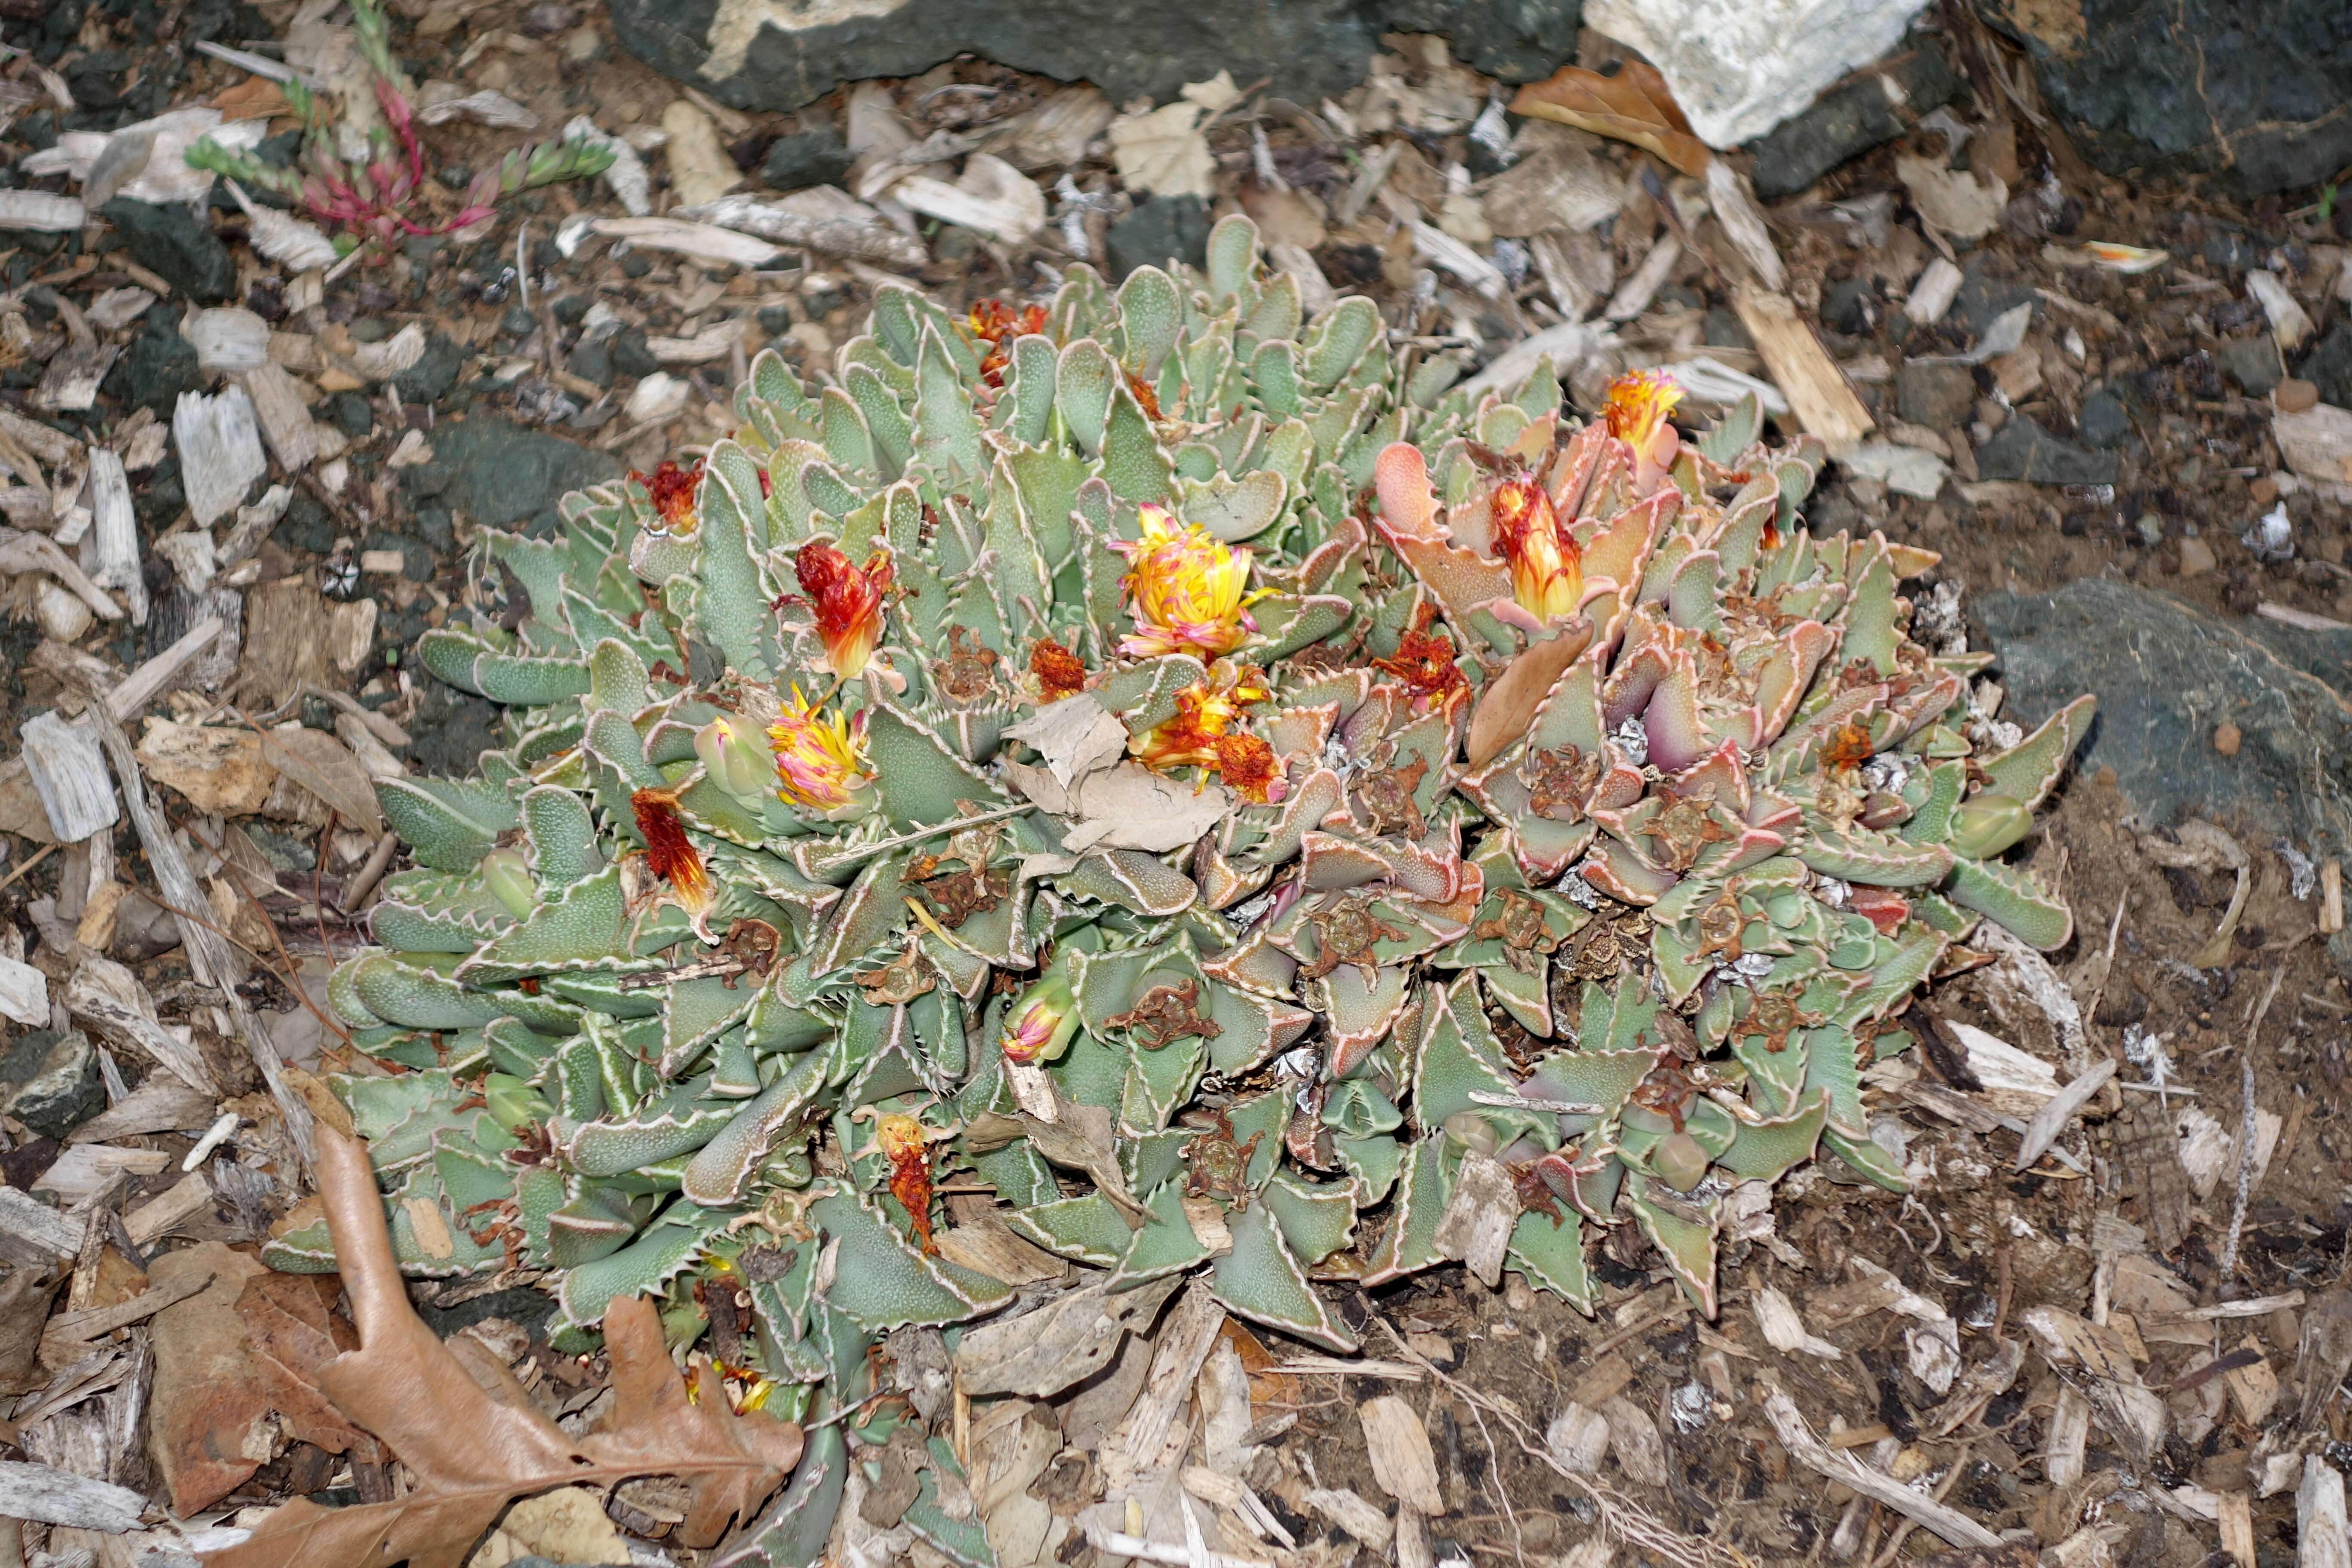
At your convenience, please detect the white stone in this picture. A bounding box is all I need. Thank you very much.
[1583,0,1935,148]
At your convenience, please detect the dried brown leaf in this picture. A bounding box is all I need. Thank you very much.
[205,1129,802,1568]
[236,1271,377,1460]
[210,76,291,122]
[1508,61,1711,179]
[1466,619,1592,769]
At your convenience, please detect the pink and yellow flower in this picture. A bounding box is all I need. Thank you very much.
[1489,477,1583,627]
[1111,505,1265,658]
[766,688,871,811]
[1000,974,1078,1065]
[1603,369,1684,495]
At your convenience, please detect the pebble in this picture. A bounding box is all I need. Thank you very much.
[2214,720,2242,756]
[2275,377,2320,413]
[2179,535,2218,576]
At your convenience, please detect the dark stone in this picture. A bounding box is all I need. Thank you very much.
[606,0,1577,116]
[365,530,435,582]
[422,416,623,533]
[1,1031,104,1142]
[102,316,202,414]
[407,667,507,777]
[552,293,593,326]
[1748,35,1957,199]
[247,823,317,872]
[101,198,236,303]
[620,250,654,279]
[2202,232,2266,272]
[332,391,374,437]
[500,305,537,337]
[760,127,854,193]
[2214,334,2284,397]
[610,327,659,379]
[276,492,335,555]
[1701,305,1751,352]
[392,333,470,403]
[1975,416,2118,486]
[1894,362,1975,432]
[2075,389,2130,450]
[568,337,614,387]
[1951,261,2038,340]
[1820,277,1881,337]
[1975,579,2352,970]
[1107,194,1210,280]
[2298,322,2352,409]
[2005,0,2352,194]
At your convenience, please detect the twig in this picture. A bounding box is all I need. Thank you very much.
[341,831,400,909]
[0,842,58,895]
[313,808,340,964]
[1760,1389,1999,1548]
[2220,969,2287,1282]
[1864,1452,1970,1568]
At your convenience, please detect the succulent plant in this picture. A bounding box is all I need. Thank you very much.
[283,216,2090,1561]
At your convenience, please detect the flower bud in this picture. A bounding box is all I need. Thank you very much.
[695,715,769,799]
[1441,1111,1498,1158]
[1951,792,2031,859]
[1000,974,1080,1065]
[1651,1131,1712,1193]
[481,848,537,918]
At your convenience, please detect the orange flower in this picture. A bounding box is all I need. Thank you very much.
[1215,732,1283,804]
[1488,477,1583,626]
[1133,668,1282,799]
[1112,505,1265,659]
[1370,602,1466,708]
[1029,637,1089,703]
[794,541,892,679]
[631,786,710,913]
[967,299,1047,388]
[631,459,702,534]
[1603,369,1683,493]
[874,1113,938,1254]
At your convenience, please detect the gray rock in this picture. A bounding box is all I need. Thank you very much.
[568,336,614,387]
[1975,415,2117,486]
[423,416,623,533]
[1895,361,1975,432]
[2297,322,2352,409]
[2,1031,104,1142]
[607,0,1578,115]
[2214,334,2283,397]
[1747,35,1957,199]
[393,333,471,404]
[2008,0,2352,193]
[332,392,374,437]
[2075,389,2130,450]
[101,199,236,303]
[1107,194,1210,280]
[760,128,854,193]
[1976,577,2352,916]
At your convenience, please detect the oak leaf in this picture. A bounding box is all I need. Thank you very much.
[204,1129,802,1568]
[1508,61,1712,178]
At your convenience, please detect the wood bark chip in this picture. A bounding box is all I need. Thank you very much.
[1730,285,1874,450]
[2304,1455,2351,1568]
[205,1129,801,1568]
[2110,1099,2193,1255]
[1359,1394,1444,1515]
[0,1459,148,1532]
[1760,1387,2000,1548]
[951,1275,1181,1400]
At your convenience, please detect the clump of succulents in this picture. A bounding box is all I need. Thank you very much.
[186,0,613,257]
[283,215,2089,1562]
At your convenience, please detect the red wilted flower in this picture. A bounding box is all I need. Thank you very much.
[631,786,710,913]
[968,299,1047,387]
[795,541,893,679]
[874,1113,940,1254]
[631,459,703,534]
[1370,603,1466,707]
[1215,732,1283,804]
[1029,637,1088,703]
[1125,371,1161,420]
[1488,476,1583,626]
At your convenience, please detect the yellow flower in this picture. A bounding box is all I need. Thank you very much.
[1488,477,1583,627]
[1111,505,1265,658]
[1603,369,1684,493]
[767,687,870,811]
